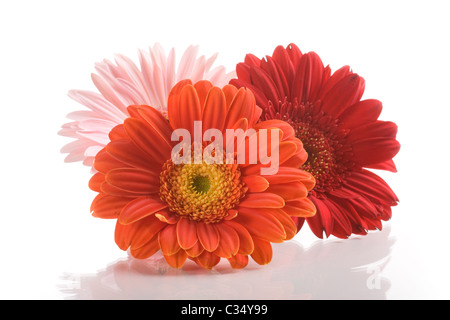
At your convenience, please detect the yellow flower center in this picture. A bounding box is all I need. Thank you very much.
[159,159,247,223]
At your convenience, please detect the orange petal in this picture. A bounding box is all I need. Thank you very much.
[94,148,130,174]
[130,235,160,259]
[106,168,159,194]
[178,84,202,134]
[90,194,130,219]
[108,124,128,141]
[255,119,295,141]
[197,222,220,252]
[130,217,167,249]
[194,80,213,108]
[278,141,298,165]
[213,222,240,258]
[265,182,308,201]
[239,193,285,208]
[106,139,159,171]
[114,216,165,251]
[241,175,269,193]
[129,105,173,146]
[224,221,254,255]
[222,84,239,109]
[251,238,273,265]
[100,181,143,197]
[263,167,314,185]
[282,198,316,218]
[224,87,256,129]
[89,172,105,192]
[202,86,226,132]
[228,254,249,269]
[164,250,188,269]
[194,251,220,269]
[185,240,204,258]
[176,218,198,250]
[124,118,171,165]
[119,196,168,225]
[234,206,286,243]
[167,79,193,130]
[155,210,179,224]
[266,208,298,240]
[158,224,181,256]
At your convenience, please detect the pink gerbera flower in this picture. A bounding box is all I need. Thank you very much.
[59,43,235,168]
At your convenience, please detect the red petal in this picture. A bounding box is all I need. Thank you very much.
[345,170,399,205]
[308,197,334,238]
[365,159,398,173]
[321,73,365,117]
[348,120,398,142]
[338,99,383,129]
[352,137,400,166]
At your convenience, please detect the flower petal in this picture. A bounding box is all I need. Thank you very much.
[197,222,220,252]
[158,224,181,256]
[213,222,240,258]
[106,168,159,194]
[239,193,285,208]
[164,250,188,269]
[250,238,272,265]
[176,218,198,250]
[234,206,286,243]
[119,196,168,225]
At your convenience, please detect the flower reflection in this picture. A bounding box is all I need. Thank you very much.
[59,225,394,300]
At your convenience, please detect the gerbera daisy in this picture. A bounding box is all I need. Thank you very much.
[59,43,235,168]
[230,43,400,239]
[89,79,316,269]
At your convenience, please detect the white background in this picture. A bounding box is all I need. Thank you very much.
[0,0,449,300]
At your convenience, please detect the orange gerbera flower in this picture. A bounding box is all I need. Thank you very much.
[89,79,316,269]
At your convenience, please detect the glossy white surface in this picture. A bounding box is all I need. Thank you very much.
[1,0,449,300]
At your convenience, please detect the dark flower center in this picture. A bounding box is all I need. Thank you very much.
[262,98,354,195]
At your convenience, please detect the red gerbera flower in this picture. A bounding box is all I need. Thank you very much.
[230,43,400,239]
[89,79,316,269]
